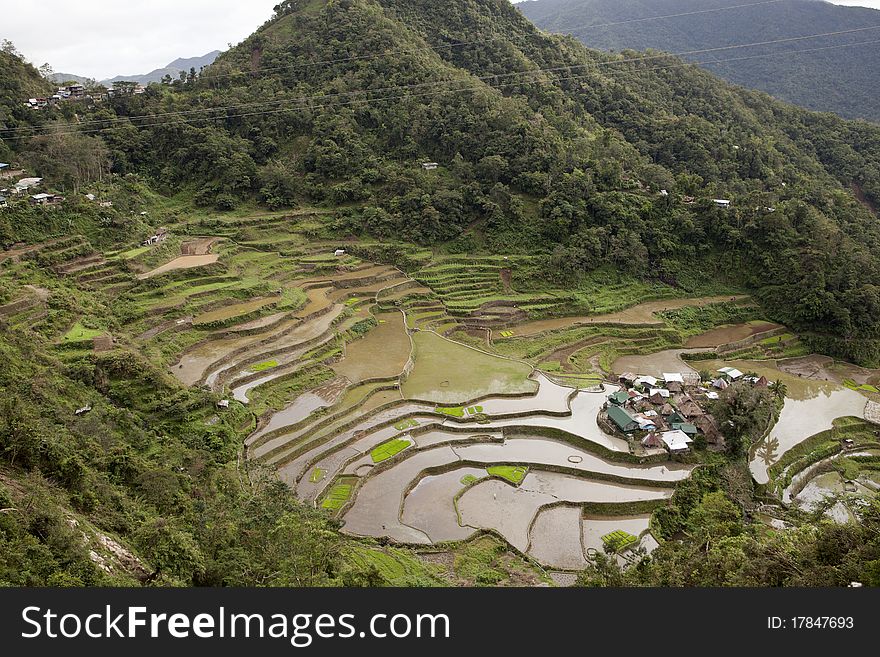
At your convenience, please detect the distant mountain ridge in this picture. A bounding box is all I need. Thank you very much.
[50,50,221,87]
[517,0,880,122]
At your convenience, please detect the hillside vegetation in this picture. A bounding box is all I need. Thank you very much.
[519,0,880,122]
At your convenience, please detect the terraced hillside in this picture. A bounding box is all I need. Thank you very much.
[5,209,877,578]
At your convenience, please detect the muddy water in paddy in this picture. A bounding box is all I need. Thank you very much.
[332,312,411,382]
[612,349,700,378]
[172,329,277,386]
[512,296,748,336]
[250,392,332,437]
[751,387,866,485]
[581,515,652,554]
[226,311,288,333]
[401,467,484,543]
[693,360,869,484]
[402,331,536,403]
[267,401,431,473]
[341,446,462,544]
[527,505,588,570]
[485,387,630,452]
[203,306,344,389]
[685,321,781,348]
[452,438,691,482]
[458,472,670,551]
[193,297,277,326]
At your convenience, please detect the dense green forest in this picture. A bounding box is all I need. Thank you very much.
[2,0,880,587]
[518,0,880,122]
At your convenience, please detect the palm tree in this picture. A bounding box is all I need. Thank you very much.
[770,380,788,399]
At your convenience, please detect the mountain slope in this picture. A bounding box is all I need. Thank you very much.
[5,0,880,366]
[103,50,221,85]
[518,0,880,122]
[49,51,222,87]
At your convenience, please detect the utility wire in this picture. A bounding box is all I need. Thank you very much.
[5,36,879,142]
[4,23,879,137]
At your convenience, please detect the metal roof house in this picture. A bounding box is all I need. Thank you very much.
[607,391,630,406]
[660,429,693,453]
[713,199,731,208]
[607,406,638,433]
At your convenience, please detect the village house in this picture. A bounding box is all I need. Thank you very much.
[607,391,630,406]
[717,366,744,382]
[334,248,346,256]
[14,177,42,193]
[660,429,693,453]
[607,405,638,433]
[30,193,63,206]
[0,163,8,172]
[421,162,438,170]
[642,432,663,449]
[713,199,732,209]
[142,227,169,246]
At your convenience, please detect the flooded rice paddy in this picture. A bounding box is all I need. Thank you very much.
[402,331,537,402]
[684,321,781,348]
[691,360,870,484]
[331,311,410,382]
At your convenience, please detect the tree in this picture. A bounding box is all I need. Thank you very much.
[770,380,788,399]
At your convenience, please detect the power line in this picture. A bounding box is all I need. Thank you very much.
[4,23,878,137]
[552,0,788,35]
[84,0,790,85]
[5,36,879,142]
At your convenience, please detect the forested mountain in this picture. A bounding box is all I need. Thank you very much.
[49,51,222,87]
[517,0,880,122]
[2,0,880,587]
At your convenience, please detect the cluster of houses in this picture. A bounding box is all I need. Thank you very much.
[602,370,734,455]
[26,82,146,110]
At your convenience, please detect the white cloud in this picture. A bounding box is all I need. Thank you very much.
[2,0,279,79]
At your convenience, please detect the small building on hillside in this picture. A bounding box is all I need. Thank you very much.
[618,372,637,385]
[642,432,663,449]
[677,397,705,419]
[634,375,659,389]
[607,391,630,406]
[30,193,62,206]
[0,163,8,171]
[0,195,7,208]
[672,422,698,438]
[718,366,744,381]
[755,376,770,388]
[713,199,731,209]
[14,177,42,193]
[607,405,638,433]
[334,248,346,256]
[694,415,724,446]
[421,162,438,171]
[649,388,671,400]
[660,429,693,453]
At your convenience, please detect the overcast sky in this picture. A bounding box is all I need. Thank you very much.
[3,0,880,79]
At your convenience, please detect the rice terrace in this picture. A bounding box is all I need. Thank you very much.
[6,206,877,584]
